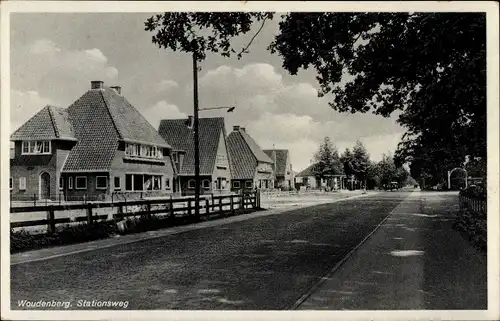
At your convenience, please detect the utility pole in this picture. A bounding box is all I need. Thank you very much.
[193,53,200,220]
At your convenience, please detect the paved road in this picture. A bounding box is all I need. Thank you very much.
[11,192,408,310]
[297,191,487,310]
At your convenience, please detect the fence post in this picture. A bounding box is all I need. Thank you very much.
[47,206,56,234]
[205,198,210,215]
[117,203,124,220]
[33,193,36,207]
[240,191,245,209]
[146,202,152,220]
[230,196,234,215]
[86,203,93,226]
[187,199,192,216]
[219,196,223,214]
[169,196,175,223]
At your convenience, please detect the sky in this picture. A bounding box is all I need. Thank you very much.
[9,13,405,173]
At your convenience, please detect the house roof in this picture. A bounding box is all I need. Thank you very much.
[263,149,289,175]
[158,117,226,176]
[10,105,76,141]
[296,163,345,177]
[63,85,170,172]
[227,128,273,180]
[296,163,316,177]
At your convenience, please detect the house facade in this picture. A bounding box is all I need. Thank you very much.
[227,126,274,191]
[158,117,232,196]
[263,149,294,189]
[10,81,176,202]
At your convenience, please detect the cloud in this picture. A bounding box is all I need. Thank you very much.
[14,39,119,97]
[155,79,179,92]
[142,100,187,129]
[10,89,56,134]
[197,62,406,172]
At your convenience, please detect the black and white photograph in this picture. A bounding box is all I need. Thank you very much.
[1,1,499,320]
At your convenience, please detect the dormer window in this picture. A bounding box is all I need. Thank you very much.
[125,143,163,159]
[21,141,51,155]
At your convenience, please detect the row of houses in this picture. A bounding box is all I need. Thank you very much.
[9,81,294,202]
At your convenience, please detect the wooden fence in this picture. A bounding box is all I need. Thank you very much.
[10,191,260,234]
[459,191,487,217]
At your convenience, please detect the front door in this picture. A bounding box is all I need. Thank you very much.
[40,172,51,200]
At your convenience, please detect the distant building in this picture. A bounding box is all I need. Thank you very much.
[227,126,274,191]
[10,81,176,202]
[158,117,232,196]
[263,149,294,189]
[295,163,348,190]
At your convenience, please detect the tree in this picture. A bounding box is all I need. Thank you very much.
[366,160,381,190]
[340,148,354,190]
[312,137,342,180]
[145,13,486,187]
[378,154,397,187]
[145,12,274,61]
[351,140,370,189]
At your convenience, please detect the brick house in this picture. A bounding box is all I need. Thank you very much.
[227,126,274,191]
[10,81,176,202]
[158,117,232,196]
[263,149,294,189]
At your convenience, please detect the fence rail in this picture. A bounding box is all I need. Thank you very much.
[459,191,486,217]
[10,191,260,233]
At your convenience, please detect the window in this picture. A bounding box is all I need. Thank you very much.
[125,143,163,159]
[96,176,107,190]
[75,176,87,189]
[114,177,121,190]
[125,175,133,191]
[245,181,253,188]
[68,177,73,189]
[21,141,51,155]
[59,177,63,190]
[165,177,170,189]
[133,174,144,191]
[232,181,240,189]
[203,179,210,189]
[153,176,162,190]
[124,174,163,191]
[188,179,195,189]
[10,177,13,190]
[19,177,26,190]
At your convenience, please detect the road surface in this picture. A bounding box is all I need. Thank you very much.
[10,191,486,310]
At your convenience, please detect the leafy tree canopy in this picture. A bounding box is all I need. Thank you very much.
[145,12,486,184]
[312,137,342,178]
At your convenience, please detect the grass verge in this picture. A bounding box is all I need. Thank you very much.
[11,208,262,254]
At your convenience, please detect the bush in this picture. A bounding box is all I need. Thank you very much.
[10,220,117,254]
[453,209,487,253]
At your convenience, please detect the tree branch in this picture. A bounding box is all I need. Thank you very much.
[237,16,268,58]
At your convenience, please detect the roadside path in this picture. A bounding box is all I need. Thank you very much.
[296,191,487,310]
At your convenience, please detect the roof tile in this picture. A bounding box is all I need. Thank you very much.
[10,105,76,141]
[227,129,272,180]
[158,117,225,176]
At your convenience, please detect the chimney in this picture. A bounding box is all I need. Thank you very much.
[110,86,122,95]
[233,125,240,131]
[91,80,104,90]
[240,127,246,132]
[187,116,194,128]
